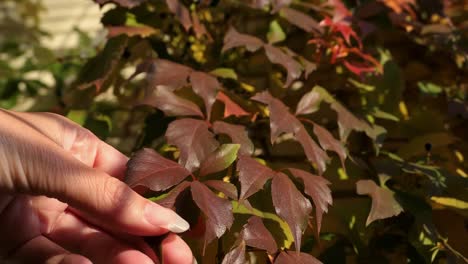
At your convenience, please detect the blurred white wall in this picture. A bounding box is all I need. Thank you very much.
[40,0,108,49]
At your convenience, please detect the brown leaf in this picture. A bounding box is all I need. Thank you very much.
[241,216,278,254]
[157,181,191,209]
[288,168,332,235]
[139,86,204,117]
[191,12,210,39]
[146,59,192,90]
[356,179,403,226]
[106,25,157,38]
[272,172,312,251]
[189,71,220,120]
[216,92,250,118]
[222,27,264,53]
[126,148,191,191]
[222,240,246,264]
[275,251,322,264]
[191,181,234,251]
[313,123,347,169]
[236,155,275,200]
[280,7,322,34]
[166,118,219,172]
[213,121,254,155]
[264,44,303,87]
[295,127,330,175]
[165,0,192,31]
[204,180,238,200]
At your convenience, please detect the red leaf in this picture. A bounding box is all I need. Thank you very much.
[191,181,234,251]
[204,180,238,200]
[95,0,145,8]
[264,44,303,87]
[288,168,332,235]
[222,240,246,264]
[280,7,322,34]
[271,172,312,251]
[199,144,240,177]
[191,12,210,39]
[216,92,250,118]
[166,118,219,172]
[313,123,347,169]
[157,181,191,209]
[253,91,329,174]
[295,90,321,115]
[165,0,192,31]
[189,71,220,120]
[343,60,378,76]
[146,59,192,90]
[241,216,278,254]
[106,25,156,38]
[213,121,254,155]
[275,251,322,264]
[236,155,275,200]
[356,180,403,226]
[222,27,264,53]
[126,148,191,191]
[139,86,204,117]
[331,101,372,141]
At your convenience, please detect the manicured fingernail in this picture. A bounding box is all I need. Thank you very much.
[193,258,198,264]
[144,202,190,233]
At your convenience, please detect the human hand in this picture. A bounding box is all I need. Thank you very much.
[0,109,193,264]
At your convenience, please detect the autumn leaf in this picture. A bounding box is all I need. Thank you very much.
[165,0,192,31]
[295,127,330,175]
[213,121,254,155]
[189,71,220,119]
[126,148,192,191]
[166,118,219,172]
[146,59,192,90]
[275,251,322,264]
[222,27,264,53]
[271,172,312,251]
[280,7,322,34]
[76,35,128,92]
[191,12,210,39]
[295,89,321,115]
[157,181,191,209]
[199,144,240,177]
[288,168,332,235]
[106,25,157,38]
[356,179,403,226]
[236,155,275,200]
[313,123,347,169]
[139,86,204,117]
[216,92,250,118]
[191,181,234,251]
[222,240,246,264]
[264,44,303,88]
[204,180,238,200]
[241,216,278,254]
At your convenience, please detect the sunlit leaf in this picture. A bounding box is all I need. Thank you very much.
[296,90,321,115]
[210,68,238,80]
[191,181,234,251]
[199,144,240,176]
[213,121,254,155]
[356,179,403,226]
[126,148,191,191]
[216,91,250,118]
[236,155,275,200]
[241,216,278,254]
[288,168,332,235]
[267,20,286,44]
[166,118,219,172]
[272,172,312,251]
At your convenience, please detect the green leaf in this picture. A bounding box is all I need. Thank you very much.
[210,68,238,80]
[199,144,240,176]
[267,20,286,44]
[67,110,88,126]
[418,82,443,95]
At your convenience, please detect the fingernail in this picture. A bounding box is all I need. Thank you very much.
[144,202,190,233]
[193,258,198,264]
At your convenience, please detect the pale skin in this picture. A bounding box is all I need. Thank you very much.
[0,109,194,264]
